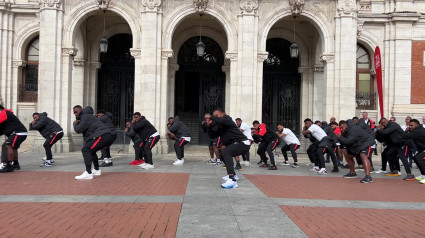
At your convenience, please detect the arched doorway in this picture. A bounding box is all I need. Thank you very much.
[97,33,134,128]
[175,36,225,145]
[263,38,300,133]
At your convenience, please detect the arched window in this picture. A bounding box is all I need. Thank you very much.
[356,44,375,110]
[20,37,39,102]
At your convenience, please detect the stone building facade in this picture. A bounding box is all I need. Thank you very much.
[1,0,425,152]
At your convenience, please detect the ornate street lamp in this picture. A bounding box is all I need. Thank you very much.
[99,10,108,53]
[290,16,299,58]
[196,14,206,57]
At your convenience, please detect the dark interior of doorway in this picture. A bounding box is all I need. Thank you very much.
[98,33,134,130]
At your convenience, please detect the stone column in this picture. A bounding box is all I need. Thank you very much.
[87,62,101,107]
[334,0,357,119]
[233,0,258,122]
[221,65,230,112]
[168,63,179,117]
[11,60,26,113]
[157,49,173,153]
[256,52,268,122]
[311,64,324,120]
[0,5,14,108]
[320,54,335,120]
[71,59,85,108]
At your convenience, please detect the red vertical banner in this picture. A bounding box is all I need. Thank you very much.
[374,46,384,119]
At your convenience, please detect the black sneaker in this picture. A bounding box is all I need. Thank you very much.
[235,164,242,171]
[343,172,357,178]
[0,164,14,173]
[342,164,350,169]
[268,165,277,170]
[360,175,373,183]
[331,167,339,173]
[257,160,264,165]
[12,161,20,170]
[100,162,113,167]
[291,163,299,168]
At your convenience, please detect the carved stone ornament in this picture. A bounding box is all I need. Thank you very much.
[2,0,14,9]
[225,52,238,61]
[312,64,324,72]
[161,50,173,59]
[97,0,110,11]
[142,0,161,11]
[319,54,335,63]
[12,60,27,68]
[298,66,309,74]
[289,0,305,16]
[62,47,78,56]
[257,52,269,62]
[194,0,208,16]
[73,59,86,67]
[240,0,258,14]
[91,62,102,69]
[337,0,357,16]
[39,0,61,9]
[358,1,371,13]
[357,22,363,36]
[129,48,141,58]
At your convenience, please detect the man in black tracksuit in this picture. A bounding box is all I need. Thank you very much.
[30,112,63,167]
[375,118,414,180]
[167,116,191,165]
[0,105,28,172]
[403,119,425,181]
[252,120,280,170]
[317,121,339,172]
[97,111,117,167]
[201,115,221,164]
[132,112,160,169]
[125,121,143,165]
[73,105,113,180]
[205,108,250,189]
[337,119,375,183]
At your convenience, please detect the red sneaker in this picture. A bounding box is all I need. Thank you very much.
[129,160,140,165]
[138,159,145,165]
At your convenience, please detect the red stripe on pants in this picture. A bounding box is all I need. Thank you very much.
[50,133,59,145]
[271,140,278,150]
[367,147,371,157]
[12,135,18,147]
[139,142,144,147]
[149,137,156,149]
[90,137,102,150]
[294,144,298,150]
[404,146,408,157]
[179,138,186,147]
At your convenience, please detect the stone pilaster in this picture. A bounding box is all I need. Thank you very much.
[159,49,173,154]
[0,7,14,109]
[11,60,26,112]
[334,0,357,120]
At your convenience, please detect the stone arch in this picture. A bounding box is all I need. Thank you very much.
[259,7,334,55]
[266,29,309,68]
[163,4,236,52]
[14,22,39,60]
[358,32,381,59]
[89,23,132,62]
[171,28,227,64]
[62,1,140,49]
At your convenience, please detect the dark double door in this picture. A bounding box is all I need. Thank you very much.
[98,65,134,129]
[175,70,225,145]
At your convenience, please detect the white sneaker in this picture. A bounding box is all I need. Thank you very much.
[75,171,93,180]
[143,164,155,169]
[173,159,184,165]
[91,169,101,176]
[415,175,425,181]
[0,163,5,169]
[221,179,238,189]
[373,169,386,174]
[317,168,327,175]
[222,174,239,181]
[138,163,148,167]
[281,161,290,166]
[420,179,425,184]
[244,161,251,167]
[309,166,320,172]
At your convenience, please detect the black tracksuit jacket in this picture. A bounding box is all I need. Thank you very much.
[210,115,247,146]
[73,107,110,142]
[30,112,63,139]
[132,116,157,141]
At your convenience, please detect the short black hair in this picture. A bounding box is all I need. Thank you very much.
[329,121,338,126]
[73,105,82,109]
[168,117,174,120]
[32,112,40,117]
[352,116,359,120]
[252,120,260,125]
[339,120,347,126]
[379,117,387,123]
[235,118,242,122]
[410,119,420,125]
[133,112,141,116]
[304,118,312,123]
[0,105,4,110]
[314,120,321,124]
[97,110,105,114]
[213,108,225,113]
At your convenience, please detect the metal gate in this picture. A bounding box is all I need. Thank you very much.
[263,38,300,133]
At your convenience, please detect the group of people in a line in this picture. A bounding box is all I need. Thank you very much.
[2,104,425,188]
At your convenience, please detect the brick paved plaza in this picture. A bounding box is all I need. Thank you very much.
[0,147,424,238]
